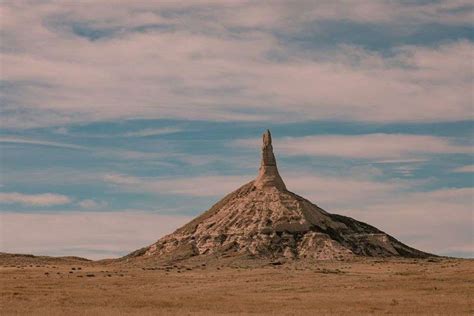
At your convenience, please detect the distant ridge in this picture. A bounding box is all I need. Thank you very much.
[128,130,432,262]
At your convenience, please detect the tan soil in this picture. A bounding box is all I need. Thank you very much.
[1,255,472,315]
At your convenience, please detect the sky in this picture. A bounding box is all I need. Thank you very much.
[0,0,473,260]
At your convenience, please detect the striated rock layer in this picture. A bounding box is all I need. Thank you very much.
[128,130,431,261]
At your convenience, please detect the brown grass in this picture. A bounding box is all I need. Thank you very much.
[1,257,473,315]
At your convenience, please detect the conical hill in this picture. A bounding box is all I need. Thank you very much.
[127,130,431,261]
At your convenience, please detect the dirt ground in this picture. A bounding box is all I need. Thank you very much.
[1,256,473,315]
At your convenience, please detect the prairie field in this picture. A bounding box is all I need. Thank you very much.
[1,255,473,315]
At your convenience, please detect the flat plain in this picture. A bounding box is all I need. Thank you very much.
[1,255,473,315]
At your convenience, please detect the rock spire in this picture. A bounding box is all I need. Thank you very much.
[254,129,286,191]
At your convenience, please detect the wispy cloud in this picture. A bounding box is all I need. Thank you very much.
[236,134,472,160]
[374,159,428,164]
[0,192,71,206]
[122,127,182,137]
[0,137,86,150]
[78,199,107,210]
[103,173,252,197]
[283,173,421,210]
[453,165,474,173]
[55,127,183,138]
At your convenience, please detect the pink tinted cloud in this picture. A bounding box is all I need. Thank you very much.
[236,133,472,159]
[1,2,473,127]
[0,192,71,206]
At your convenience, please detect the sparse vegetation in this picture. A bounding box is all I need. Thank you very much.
[0,257,472,315]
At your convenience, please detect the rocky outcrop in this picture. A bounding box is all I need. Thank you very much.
[254,130,286,191]
[128,130,431,261]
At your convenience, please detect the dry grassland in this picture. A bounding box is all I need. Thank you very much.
[1,256,473,315]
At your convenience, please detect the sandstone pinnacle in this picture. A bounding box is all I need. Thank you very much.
[254,129,286,191]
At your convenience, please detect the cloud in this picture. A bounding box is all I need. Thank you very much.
[78,199,107,209]
[236,134,472,159]
[103,173,252,197]
[283,173,414,209]
[122,127,183,137]
[373,158,428,164]
[0,211,192,260]
[272,0,474,25]
[0,137,86,150]
[453,165,474,173]
[55,127,183,138]
[0,192,71,206]
[1,2,473,128]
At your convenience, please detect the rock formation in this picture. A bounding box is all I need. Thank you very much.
[255,130,286,191]
[128,130,431,261]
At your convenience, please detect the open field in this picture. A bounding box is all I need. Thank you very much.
[1,255,473,315]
